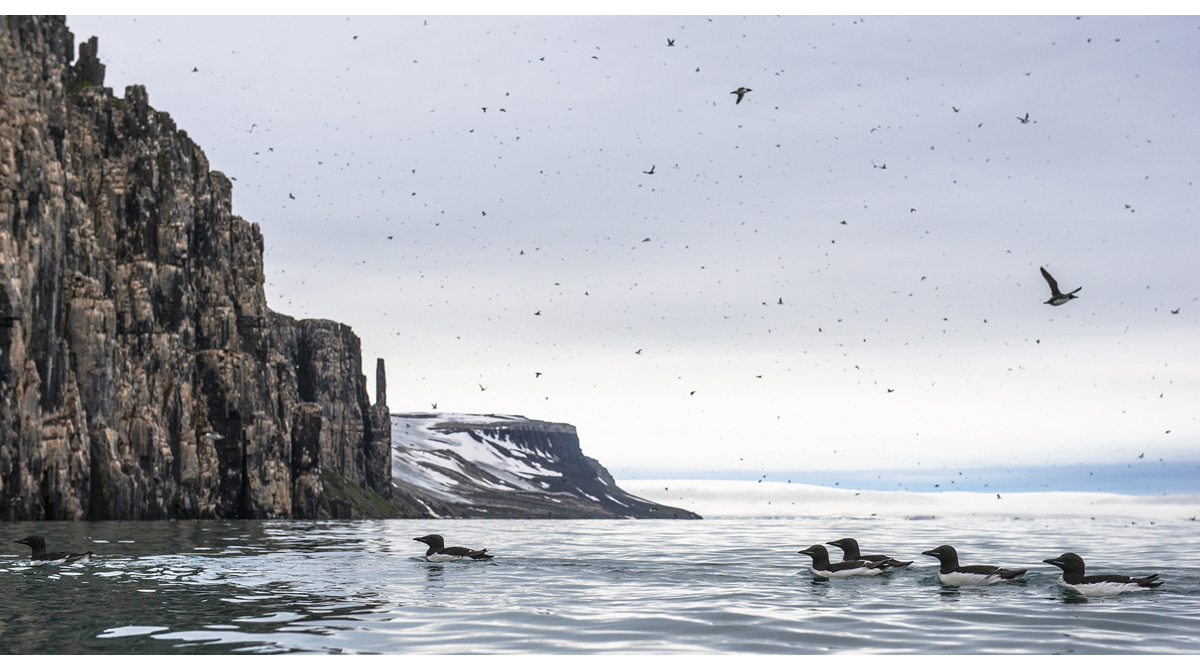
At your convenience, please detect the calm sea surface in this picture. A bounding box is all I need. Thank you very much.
[2,517,1198,654]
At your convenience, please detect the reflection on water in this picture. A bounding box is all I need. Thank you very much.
[1,517,1197,653]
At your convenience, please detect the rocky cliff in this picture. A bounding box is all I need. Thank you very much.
[392,413,701,519]
[0,16,400,520]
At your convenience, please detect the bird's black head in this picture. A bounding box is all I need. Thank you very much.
[413,534,445,550]
[921,545,958,563]
[827,538,859,551]
[14,535,43,548]
[798,544,829,560]
[1043,552,1084,573]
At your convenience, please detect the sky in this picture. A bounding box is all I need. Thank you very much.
[58,10,1200,479]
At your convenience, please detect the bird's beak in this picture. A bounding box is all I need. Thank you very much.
[1042,558,1062,566]
[921,549,938,557]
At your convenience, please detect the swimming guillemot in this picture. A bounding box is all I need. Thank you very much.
[921,545,1026,585]
[1043,552,1162,595]
[414,534,494,562]
[798,544,888,578]
[1039,266,1081,306]
[14,535,94,565]
[827,538,913,568]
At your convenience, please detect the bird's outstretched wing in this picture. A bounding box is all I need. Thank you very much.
[1039,266,1062,296]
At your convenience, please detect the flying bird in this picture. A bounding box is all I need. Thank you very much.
[644,165,655,174]
[731,87,752,104]
[667,38,675,46]
[288,193,295,199]
[203,431,225,443]
[1170,308,1180,314]
[431,403,438,409]
[1018,113,1031,124]
[1040,267,1081,306]
[952,106,959,112]
[479,384,487,392]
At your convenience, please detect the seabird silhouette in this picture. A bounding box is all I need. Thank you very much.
[14,536,94,565]
[644,165,655,175]
[1040,267,1081,306]
[1018,113,1030,124]
[667,39,675,46]
[731,87,751,104]
[827,538,912,568]
[798,544,888,578]
[414,534,493,562]
[1043,552,1162,595]
[921,545,1026,586]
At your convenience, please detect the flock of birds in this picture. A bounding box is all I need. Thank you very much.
[12,532,1164,597]
[408,533,1160,597]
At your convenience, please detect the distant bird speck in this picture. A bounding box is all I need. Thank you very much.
[1018,112,1031,124]
[887,389,894,393]
[840,220,847,225]
[1040,267,1081,306]
[952,106,959,112]
[479,384,487,392]
[667,38,675,46]
[535,372,542,378]
[431,403,437,409]
[203,431,224,443]
[644,165,655,175]
[642,237,651,242]
[635,349,642,355]
[288,193,295,199]
[191,67,198,72]
[1170,308,1180,314]
[387,236,393,240]
[731,87,751,104]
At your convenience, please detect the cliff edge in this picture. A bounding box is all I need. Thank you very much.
[0,16,401,520]
[392,413,701,519]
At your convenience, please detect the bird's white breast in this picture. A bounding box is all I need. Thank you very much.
[810,566,884,578]
[426,553,469,562]
[1059,578,1147,596]
[938,571,1002,586]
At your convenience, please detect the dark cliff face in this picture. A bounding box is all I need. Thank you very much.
[0,16,399,520]
[392,413,700,519]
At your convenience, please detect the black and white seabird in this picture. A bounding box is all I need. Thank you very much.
[14,535,94,565]
[731,87,752,104]
[798,544,888,578]
[1039,266,1081,306]
[1043,552,1162,595]
[921,545,1026,586]
[827,538,913,568]
[414,534,493,562]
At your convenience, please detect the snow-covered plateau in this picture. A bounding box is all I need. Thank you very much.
[390,413,699,519]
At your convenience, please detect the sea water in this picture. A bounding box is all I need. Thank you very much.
[2,512,1198,654]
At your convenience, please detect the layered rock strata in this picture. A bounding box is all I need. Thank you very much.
[0,16,397,520]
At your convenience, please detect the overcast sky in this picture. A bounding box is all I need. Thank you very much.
[63,13,1199,477]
